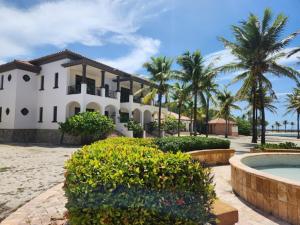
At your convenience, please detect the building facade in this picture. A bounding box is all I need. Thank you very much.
[208,118,238,136]
[0,50,167,143]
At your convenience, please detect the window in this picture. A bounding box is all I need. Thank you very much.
[7,74,11,81]
[0,107,2,122]
[54,73,59,88]
[21,108,29,116]
[0,75,3,90]
[52,106,57,122]
[38,107,43,122]
[23,74,30,82]
[40,76,44,90]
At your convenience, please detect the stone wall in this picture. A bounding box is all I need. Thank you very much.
[230,154,300,225]
[0,129,80,145]
[188,149,235,166]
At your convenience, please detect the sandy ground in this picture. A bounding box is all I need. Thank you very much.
[0,144,78,222]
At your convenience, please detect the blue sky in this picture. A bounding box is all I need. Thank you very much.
[1,0,300,127]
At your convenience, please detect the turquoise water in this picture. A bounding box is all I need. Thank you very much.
[254,165,300,182]
[266,133,298,138]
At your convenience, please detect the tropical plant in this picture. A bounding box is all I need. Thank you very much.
[163,116,185,135]
[271,125,274,132]
[236,117,251,135]
[216,89,241,138]
[125,119,143,138]
[59,112,115,144]
[143,56,173,137]
[275,121,281,132]
[291,121,295,131]
[219,8,300,144]
[168,82,191,136]
[283,120,289,132]
[286,88,300,138]
[177,50,219,136]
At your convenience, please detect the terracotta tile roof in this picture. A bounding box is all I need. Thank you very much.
[208,118,237,125]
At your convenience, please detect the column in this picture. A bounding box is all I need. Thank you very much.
[116,76,121,101]
[81,64,87,94]
[101,70,105,96]
[129,78,133,103]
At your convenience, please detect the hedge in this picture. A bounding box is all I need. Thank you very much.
[154,136,230,153]
[64,138,216,225]
[255,142,300,150]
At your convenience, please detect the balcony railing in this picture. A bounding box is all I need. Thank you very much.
[106,90,117,99]
[133,96,141,103]
[68,85,81,94]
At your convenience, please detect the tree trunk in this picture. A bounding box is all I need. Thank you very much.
[158,91,163,138]
[297,111,300,139]
[193,89,198,136]
[178,104,181,137]
[225,117,228,138]
[258,74,266,144]
[205,95,209,137]
[190,108,193,136]
[251,86,257,143]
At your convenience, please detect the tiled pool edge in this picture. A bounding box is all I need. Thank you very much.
[230,153,300,225]
[188,149,235,165]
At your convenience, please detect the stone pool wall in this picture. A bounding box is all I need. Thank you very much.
[230,153,300,225]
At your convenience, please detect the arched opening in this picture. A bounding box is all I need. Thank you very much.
[119,107,130,123]
[66,101,81,119]
[105,105,117,123]
[132,108,141,123]
[86,102,102,114]
[144,110,152,125]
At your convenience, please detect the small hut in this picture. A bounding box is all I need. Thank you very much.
[208,118,238,136]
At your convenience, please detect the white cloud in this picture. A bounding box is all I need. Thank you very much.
[99,35,160,73]
[0,0,167,72]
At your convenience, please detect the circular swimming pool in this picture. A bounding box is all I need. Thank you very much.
[230,153,300,225]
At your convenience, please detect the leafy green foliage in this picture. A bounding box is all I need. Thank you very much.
[59,112,115,143]
[163,116,185,134]
[256,142,300,150]
[125,120,144,138]
[155,136,230,153]
[236,117,251,136]
[64,137,216,225]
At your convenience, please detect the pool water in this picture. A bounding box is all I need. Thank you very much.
[254,165,300,182]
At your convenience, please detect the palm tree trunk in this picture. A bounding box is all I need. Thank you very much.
[225,117,228,138]
[258,74,266,144]
[190,108,193,136]
[251,86,257,143]
[178,104,181,137]
[158,91,162,138]
[297,111,300,139]
[193,89,198,136]
[205,95,210,137]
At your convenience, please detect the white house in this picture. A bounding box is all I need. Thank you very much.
[0,50,167,143]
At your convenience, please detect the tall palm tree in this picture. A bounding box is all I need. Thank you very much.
[283,120,289,132]
[286,89,300,138]
[219,8,300,144]
[200,76,219,137]
[143,56,173,137]
[291,121,295,132]
[216,89,241,138]
[177,50,219,136]
[169,82,190,136]
[271,125,274,132]
[275,121,281,132]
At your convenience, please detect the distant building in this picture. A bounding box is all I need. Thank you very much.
[208,118,238,136]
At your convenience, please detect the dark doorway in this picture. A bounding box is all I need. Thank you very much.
[120,87,130,103]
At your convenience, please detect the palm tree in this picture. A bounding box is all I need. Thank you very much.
[271,125,274,132]
[143,56,173,137]
[200,76,219,137]
[216,89,241,138]
[286,89,300,138]
[275,121,281,132]
[177,50,219,136]
[169,82,190,136]
[219,8,300,144]
[283,120,288,132]
[291,121,295,132]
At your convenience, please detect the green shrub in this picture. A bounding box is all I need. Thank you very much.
[97,136,157,148]
[125,119,143,138]
[155,136,230,153]
[163,116,185,134]
[256,142,300,150]
[59,112,115,144]
[236,118,251,136]
[64,138,216,225]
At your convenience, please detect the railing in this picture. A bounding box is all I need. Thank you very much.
[68,85,81,94]
[133,96,141,103]
[95,87,102,96]
[106,90,117,99]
